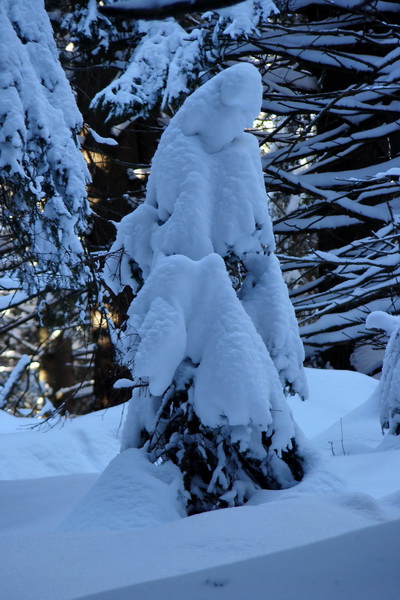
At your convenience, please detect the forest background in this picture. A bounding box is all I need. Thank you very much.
[1,0,399,421]
[2,4,400,596]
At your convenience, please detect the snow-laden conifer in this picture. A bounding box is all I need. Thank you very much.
[94,0,400,374]
[0,0,90,291]
[104,63,306,514]
[91,1,277,122]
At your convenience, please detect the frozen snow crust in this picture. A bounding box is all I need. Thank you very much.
[104,63,307,512]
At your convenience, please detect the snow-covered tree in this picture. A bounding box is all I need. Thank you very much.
[95,0,400,374]
[6,0,398,416]
[90,1,277,123]
[0,0,90,291]
[99,0,260,19]
[0,0,95,415]
[366,311,400,435]
[104,63,306,514]
[258,0,400,370]
[46,0,163,410]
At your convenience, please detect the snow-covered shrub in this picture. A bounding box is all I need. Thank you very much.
[104,63,306,514]
[366,312,400,435]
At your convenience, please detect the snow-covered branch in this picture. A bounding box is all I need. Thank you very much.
[99,0,255,19]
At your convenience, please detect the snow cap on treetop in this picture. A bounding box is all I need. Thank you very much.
[366,311,400,336]
[180,62,262,153]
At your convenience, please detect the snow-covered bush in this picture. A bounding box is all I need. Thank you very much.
[366,312,400,435]
[104,63,306,514]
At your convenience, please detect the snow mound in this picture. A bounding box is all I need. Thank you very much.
[0,405,124,479]
[59,448,185,531]
[289,367,378,439]
[180,62,262,153]
[366,310,400,335]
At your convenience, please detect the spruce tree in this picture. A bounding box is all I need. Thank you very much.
[98,0,400,373]
[0,0,92,415]
[0,0,90,291]
[104,63,306,515]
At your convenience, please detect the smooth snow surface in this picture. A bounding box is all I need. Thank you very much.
[78,520,400,600]
[0,405,124,479]
[1,368,400,599]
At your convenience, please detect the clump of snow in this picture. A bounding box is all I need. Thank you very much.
[241,252,308,398]
[180,61,262,152]
[60,448,185,531]
[89,127,118,146]
[0,354,30,409]
[366,311,400,434]
[217,1,278,38]
[366,310,400,336]
[120,253,295,457]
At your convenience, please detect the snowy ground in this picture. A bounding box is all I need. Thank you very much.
[1,368,400,599]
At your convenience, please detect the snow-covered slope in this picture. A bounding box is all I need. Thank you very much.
[1,368,399,600]
[78,519,400,600]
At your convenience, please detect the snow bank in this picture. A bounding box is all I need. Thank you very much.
[0,491,395,600]
[1,368,400,599]
[0,405,124,479]
[76,519,400,600]
[60,448,185,531]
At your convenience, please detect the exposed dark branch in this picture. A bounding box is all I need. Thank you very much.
[99,0,248,20]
